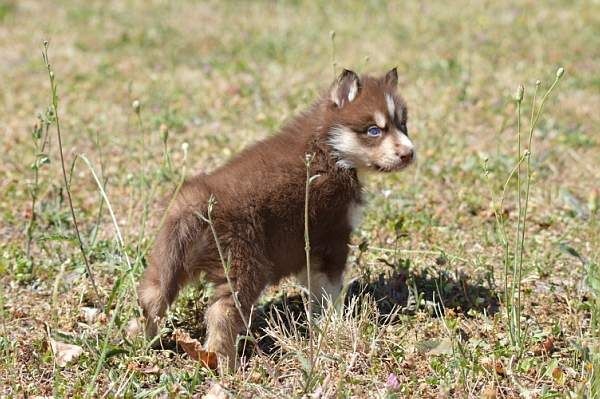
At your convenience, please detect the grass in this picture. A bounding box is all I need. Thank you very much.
[1,0,599,397]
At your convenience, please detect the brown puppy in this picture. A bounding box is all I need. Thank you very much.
[138,68,415,368]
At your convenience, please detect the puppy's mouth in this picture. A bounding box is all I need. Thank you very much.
[374,160,413,172]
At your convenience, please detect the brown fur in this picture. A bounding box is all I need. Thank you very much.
[137,68,414,369]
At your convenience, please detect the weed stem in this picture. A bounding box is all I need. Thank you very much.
[41,42,100,299]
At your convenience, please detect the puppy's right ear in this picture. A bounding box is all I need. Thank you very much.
[384,67,398,88]
[330,69,360,108]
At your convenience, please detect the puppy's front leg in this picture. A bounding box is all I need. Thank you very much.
[296,261,344,310]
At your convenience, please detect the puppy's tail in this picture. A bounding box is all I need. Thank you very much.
[137,210,198,337]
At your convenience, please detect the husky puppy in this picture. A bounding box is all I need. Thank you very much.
[138,68,415,369]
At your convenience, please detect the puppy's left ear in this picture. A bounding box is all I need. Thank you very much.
[384,67,398,88]
[330,69,360,108]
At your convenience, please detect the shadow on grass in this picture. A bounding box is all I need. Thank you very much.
[163,264,499,357]
[248,265,500,356]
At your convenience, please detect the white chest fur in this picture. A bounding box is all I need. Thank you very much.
[347,201,364,230]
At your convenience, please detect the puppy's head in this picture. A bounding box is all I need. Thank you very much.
[325,68,415,172]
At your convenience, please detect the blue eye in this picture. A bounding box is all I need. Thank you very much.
[367,126,382,137]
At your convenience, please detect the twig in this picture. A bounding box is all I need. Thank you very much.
[511,84,523,346]
[26,116,51,259]
[514,71,564,348]
[78,155,132,271]
[302,153,322,391]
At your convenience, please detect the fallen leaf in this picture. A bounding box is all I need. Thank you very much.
[542,336,555,353]
[494,360,506,376]
[50,339,83,367]
[552,366,565,385]
[174,329,218,369]
[533,336,555,355]
[202,382,230,399]
[481,357,506,376]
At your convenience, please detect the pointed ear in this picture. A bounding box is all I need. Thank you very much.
[384,67,398,88]
[330,69,360,108]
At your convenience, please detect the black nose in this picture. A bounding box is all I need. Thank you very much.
[398,149,414,163]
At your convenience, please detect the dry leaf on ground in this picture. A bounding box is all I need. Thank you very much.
[50,339,83,367]
[174,329,218,369]
[533,336,555,355]
[552,367,565,385]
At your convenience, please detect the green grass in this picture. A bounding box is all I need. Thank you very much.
[1,0,599,397]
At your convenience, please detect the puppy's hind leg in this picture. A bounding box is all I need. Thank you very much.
[204,269,267,372]
[138,262,177,338]
[204,293,244,371]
